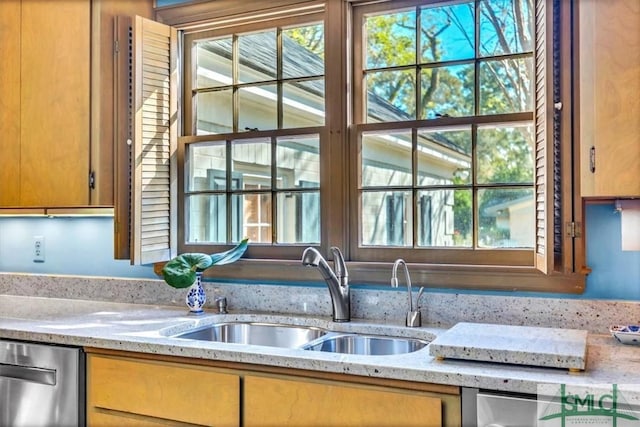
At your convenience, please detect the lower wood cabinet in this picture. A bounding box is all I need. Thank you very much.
[86,350,461,427]
[244,375,456,427]
[87,353,240,426]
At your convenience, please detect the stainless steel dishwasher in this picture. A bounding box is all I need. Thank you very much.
[462,387,538,427]
[0,340,85,427]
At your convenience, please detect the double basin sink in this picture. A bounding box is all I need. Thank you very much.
[171,321,428,356]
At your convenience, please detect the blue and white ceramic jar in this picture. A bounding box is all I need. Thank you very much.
[185,272,206,314]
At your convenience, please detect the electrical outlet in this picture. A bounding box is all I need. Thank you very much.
[33,236,45,263]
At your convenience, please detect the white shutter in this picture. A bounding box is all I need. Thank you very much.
[131,16,178,265]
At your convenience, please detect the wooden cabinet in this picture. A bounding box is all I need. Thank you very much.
[244,375,458,427]
[579,0,640,198]
[87,353,241,427]
[0,1,21,206]
[91,0,154,207]
[0,0,90,208]
[0,0,153,209]
[86,350,461,427]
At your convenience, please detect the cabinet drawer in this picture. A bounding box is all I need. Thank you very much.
[244,375,443,427]
[88,354,240,427]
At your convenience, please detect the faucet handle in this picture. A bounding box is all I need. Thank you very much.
[415,286,425,309]
[215,296,228,314]
[407,287,425,327]
[329,247,347,279]
[406,310,422,328]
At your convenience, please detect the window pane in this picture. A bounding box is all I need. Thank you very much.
[420,64,474,118]
[479,0,533,57]
[420,2,474,63]
[238,85,277,131]
[478,188,534,248]
[232,138,271,190]
[196,37,232,89]
[188,141,227,191]
[186,194,228,244]
[276,135,320,190]
[366,69,416,123]
[417,189,471,247]
[362,131,412,187]
[479,57,533,115]
[417,128,472,185]
[283,79,325,128]
[365,9,416,69]
[277,191,320,244]
[196,90,233,135]
[235,192,272,243]
[283,24,324,79]
[361,191,413,247]
[238,30,276,83]
[476,124,534,184]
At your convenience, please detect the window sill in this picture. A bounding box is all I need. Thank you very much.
[156,259,586,294]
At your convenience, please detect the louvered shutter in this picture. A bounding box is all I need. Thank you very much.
[535,0,573,274]
[534,0,558,274]
[131,16,178,265]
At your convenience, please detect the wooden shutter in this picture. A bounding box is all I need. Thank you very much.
[535,0,579,276]
[114,16,177,264]
[132,16,178,264]
[534,0,555,274]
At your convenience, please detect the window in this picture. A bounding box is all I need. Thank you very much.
[181,12,325,257]
[123,0,585,292]
[352,0,536,263]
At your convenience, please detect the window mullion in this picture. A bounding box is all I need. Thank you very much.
[226,138,233,243]
[411,128,418,248]
[271,136,278,244]
[232,34,239,133]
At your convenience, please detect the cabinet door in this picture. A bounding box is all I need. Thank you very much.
[91,0,154,206]
[20,0,90,206]
[244,375,443,427]
[580,0,640,197]
[87,354,240,427]
[0,0,21,206]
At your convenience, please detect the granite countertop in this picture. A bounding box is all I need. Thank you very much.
[1,294,639,395]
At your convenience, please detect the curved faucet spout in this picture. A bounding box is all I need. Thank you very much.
[302,247,350,322]
[391,258,424,327]
[391,259,413,311]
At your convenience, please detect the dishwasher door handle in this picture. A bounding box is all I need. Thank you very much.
[0,362,56,386]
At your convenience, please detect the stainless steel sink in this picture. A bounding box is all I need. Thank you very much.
[172,322,327,348]
[171,320,429,356]
[304,334,428,356]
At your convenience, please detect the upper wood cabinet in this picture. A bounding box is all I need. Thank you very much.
[0,0,152,209]
[579,0,640,198]
[0,1,21,207]
[0,0,90,208]
[92,0,154,208]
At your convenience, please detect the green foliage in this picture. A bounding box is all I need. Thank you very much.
[284,24,324,58]
[162,239,249,289]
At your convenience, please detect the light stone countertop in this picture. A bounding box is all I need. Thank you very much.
[1,293,640,395]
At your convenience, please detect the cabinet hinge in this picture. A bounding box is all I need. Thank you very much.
[566,222,582,238]
[89,171,95,190]
[114,39,119,54]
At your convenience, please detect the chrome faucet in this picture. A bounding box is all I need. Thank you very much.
[391,259,425,327]
[302,247,350,322]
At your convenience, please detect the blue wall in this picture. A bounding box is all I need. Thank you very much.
[155,0,192,7]
[0,202,638,299]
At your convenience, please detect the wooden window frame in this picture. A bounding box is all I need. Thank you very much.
[121,0,586,292]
